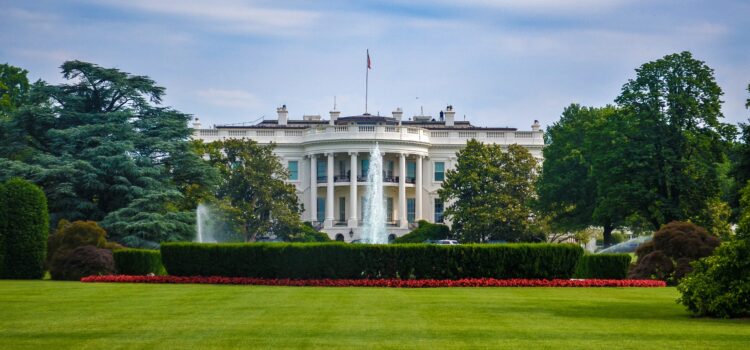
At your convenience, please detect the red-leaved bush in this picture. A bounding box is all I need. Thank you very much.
[81,275,666,288]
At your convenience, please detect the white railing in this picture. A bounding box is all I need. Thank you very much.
[194,126,543,146]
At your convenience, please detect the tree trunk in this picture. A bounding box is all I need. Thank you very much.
[603,222,614,248]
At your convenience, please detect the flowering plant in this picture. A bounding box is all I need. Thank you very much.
[81,275,666,288]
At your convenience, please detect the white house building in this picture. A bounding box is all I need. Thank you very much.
[192,105,544,242]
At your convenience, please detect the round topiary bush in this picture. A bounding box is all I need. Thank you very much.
[49,245,115,281]
[677,239,750,318]
[629,221,719,285]
[2,178,49,279]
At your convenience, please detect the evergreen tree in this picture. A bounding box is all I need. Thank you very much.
[0,61,216,246]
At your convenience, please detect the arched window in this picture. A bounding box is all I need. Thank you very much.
[335,234,345,242]
[388,234,396,243]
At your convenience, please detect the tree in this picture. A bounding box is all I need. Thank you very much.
[199,139,301,242]
[0,61,217,246]
[1,178,48,279]
[0,63,30,116]
[629,221,719,285]
[608,51,733,230]
[727,85,750,219]
[535,104,624,246]
[438,140,538,242]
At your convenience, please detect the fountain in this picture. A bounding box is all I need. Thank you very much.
[196,203,214,243]
[362,143,388,244]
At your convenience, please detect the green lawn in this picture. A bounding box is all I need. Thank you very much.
[1,281,748,349]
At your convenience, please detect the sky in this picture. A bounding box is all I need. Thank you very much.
[1,0,749,130]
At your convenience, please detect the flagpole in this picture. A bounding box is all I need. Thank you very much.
[365,49,369,114]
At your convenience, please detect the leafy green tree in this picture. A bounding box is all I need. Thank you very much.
[608,51,733,230]
[439,140,538,242]
[535,104,624,245]
[727,85,750,219]
[0,64,30,116]
[0,61,216,246]
[199,139,301,242]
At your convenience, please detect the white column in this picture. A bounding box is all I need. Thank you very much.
[325,152,335,228]
[309,154,317,223]
[416,155,423,221]
[349,152,358,227]
[399,153,407,228]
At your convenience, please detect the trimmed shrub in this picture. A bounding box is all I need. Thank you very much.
[0,182,6,277]
[2,178,49,279]
[113,249,165,275]
[394,220,450,243]
[677,239,750,318]
[629,221,719,285]
[50,245,115,280]
[574,254,631,279]
[161,242,584,280]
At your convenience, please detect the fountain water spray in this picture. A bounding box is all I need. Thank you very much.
[196,203,213,243]
[362,143,388,244]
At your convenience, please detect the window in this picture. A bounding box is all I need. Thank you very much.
[317,197,325,223]
[386,160,394,178]
[407,198,415,223]
[386,197,393,222]
[339,160,346,177]
[288,160,298,180]
[407,161,416,179]
[317,160,327,182]
[361,159,370,178]
[339,197,346,222]
[434,162,445,181]
[434,198,444,223]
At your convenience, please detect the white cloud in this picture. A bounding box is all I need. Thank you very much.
[197,88,262,108]
[393,0,631,15]
[92,0,320,35]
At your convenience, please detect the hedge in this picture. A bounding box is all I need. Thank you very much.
[161,242,584,280]
[574,254,631,279]
[2,178,49,279]
[114,249,166,275]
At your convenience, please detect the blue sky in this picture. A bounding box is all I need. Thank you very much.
[2,0,749,129]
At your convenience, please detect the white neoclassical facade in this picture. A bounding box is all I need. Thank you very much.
[193,105,543,242]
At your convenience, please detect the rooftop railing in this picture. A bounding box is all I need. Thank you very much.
[195,125,543,146]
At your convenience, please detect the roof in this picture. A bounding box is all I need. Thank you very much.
[213,114,517,131]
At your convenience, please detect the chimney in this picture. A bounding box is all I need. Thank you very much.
[392,108,403,125]
[277,105,288,126]
[329,110,340,125]
[531,120,541,132]
[444,105,455,127]
[192,117,202,129]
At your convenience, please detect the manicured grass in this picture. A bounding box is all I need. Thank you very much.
[1,281,748,349]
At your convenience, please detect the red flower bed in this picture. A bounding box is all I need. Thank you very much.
[80,275,666,287]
